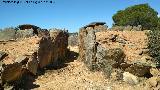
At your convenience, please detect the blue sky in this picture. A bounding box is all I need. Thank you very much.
[0,0,160,32]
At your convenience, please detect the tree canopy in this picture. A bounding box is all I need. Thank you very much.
[112,4,159,30]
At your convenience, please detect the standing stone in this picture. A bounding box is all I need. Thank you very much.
[84,30,97,70]
[84,30,125,77]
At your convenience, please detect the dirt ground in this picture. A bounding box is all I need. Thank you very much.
[29,46,152,90]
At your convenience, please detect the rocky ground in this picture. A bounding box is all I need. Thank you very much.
[96,31,149,64]
[0,29,160,90]
[25,46,159,90]
[0,36,40,64]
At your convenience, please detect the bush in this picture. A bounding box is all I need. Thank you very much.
[147,29,160,66]
[0,27,16,41]
[112,4,159,30]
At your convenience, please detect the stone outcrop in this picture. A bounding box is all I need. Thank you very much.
[79,22,108,62]
[79,27,125,77]
[0,29,68,89]
[79,23,156,79]
[38,29,69,68]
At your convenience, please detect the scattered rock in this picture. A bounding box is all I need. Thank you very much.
[148,77,158,87]
[142,49,149,55]
[141,55,152,61]
[150,68,160,76]
[116,37,127,44]
[123,72,139,85]
[109,34,117,42]
[137,50,143,55]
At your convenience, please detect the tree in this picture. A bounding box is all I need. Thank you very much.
[112,4,159,30]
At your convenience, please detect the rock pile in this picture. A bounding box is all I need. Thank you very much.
[79,23,159,88]
[0,29,69,89]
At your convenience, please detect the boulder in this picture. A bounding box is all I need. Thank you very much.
[1,63,23,83]
[125,63,151,77]
[123,72,139,85]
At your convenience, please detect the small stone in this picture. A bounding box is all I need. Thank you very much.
[15,56,29,64]
[150,68,160,76]
[138,50,143,55]
[142,49,149,55]
[141,56,152,61]
[123,72,139,85]
[109,34,117,42]
[148,77,158,87]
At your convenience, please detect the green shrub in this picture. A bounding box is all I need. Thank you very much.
[112,4,159,30]
[147,30,160,66]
